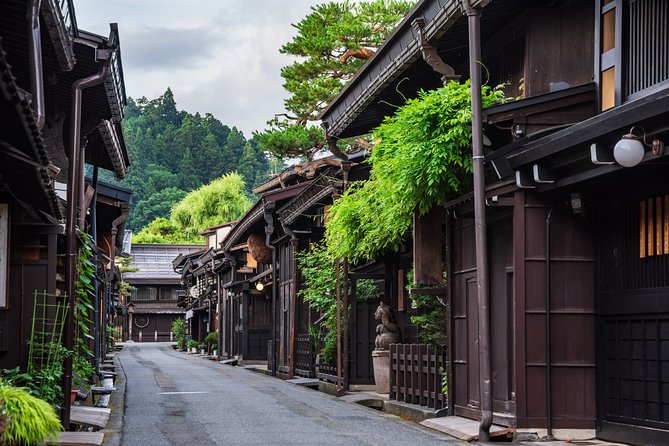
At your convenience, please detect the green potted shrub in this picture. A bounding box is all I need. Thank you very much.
[186,339,198,354]
[172,319,186,350]
[0,383,62,445]
[204,332,218,355]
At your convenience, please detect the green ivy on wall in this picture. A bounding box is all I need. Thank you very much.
[325,80,505,262]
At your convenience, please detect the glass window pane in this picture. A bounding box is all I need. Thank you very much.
[602,67,615,110]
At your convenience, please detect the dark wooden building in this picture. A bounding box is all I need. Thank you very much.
[0,0,129,380]
[320,0,669,443]
[124,244,203,342]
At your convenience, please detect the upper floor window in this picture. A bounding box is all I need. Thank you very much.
[597,0,669,111]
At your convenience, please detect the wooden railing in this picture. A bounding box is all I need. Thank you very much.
[390,344,447,410]
[295,334,315,378]
[317,362,338,384]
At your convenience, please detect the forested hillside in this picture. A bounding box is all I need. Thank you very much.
[105,88,271,231]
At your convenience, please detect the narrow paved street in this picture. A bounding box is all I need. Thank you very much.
[118,343,453,445]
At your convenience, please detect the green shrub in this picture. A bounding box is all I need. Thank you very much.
[0,384,62,445]
[186,339,198,350]
[172,318,186,350]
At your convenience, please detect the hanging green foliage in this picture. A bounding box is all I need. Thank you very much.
[296,242,379,364]
[406,269,448,346]
[325,81,505,262]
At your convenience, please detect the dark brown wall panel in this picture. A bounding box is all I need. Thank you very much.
[517,191,596,429]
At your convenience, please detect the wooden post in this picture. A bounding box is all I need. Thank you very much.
[413,207,443,285]
[289,237,298,378]
[336,259,342,390]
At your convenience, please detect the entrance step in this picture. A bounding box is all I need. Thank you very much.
[46,432,104,445]
[286,377,319,389]
[69,406,111,429]
[420,416,513,441]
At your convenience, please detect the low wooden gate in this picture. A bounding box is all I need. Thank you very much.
[295,334,315,377]
[390,344,447,409]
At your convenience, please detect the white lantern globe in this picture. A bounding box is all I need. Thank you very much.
[613,136,644,167]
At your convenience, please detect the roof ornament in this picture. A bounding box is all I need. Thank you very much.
[411,17,460,86]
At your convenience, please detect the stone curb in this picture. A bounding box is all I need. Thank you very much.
[100,351,127,446]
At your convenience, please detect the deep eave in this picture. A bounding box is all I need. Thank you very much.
[488,81,669,191]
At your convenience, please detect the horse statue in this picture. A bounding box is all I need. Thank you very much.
[374,302,401,350]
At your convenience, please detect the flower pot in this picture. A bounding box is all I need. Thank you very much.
[191,347,197,353]
[372,349,390,394]
[70,389,79,405]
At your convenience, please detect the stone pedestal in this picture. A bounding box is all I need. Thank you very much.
[372,349,391,394]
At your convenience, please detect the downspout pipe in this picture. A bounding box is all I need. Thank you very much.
[62,60,110,428]
[263,200,277,376]
[463,1,492,441]
[545,208,555,439]
[28,0,45,130]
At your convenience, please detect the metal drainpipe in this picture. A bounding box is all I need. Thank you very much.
[62,61,110,428]
[263,200,278,376]
[91,166,100,375]
[545,208,555,439]
[463,1,492,440]
[28,0,45,130]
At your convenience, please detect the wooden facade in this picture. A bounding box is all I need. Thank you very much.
[0,1,130,427]
[318,0,669,443]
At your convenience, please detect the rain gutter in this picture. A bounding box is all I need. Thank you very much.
[29,0,46,130]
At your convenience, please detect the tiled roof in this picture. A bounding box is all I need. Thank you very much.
[124,244,204,281]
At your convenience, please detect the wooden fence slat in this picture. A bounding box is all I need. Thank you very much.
[389,343,447,410]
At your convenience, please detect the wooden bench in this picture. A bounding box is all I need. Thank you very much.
[100,372,117,384]
[69,406,111,429]
[90,386,116,405]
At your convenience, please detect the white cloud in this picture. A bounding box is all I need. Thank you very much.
[74,0,319,136]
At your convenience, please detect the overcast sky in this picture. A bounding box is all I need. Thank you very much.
[74,0,322,137]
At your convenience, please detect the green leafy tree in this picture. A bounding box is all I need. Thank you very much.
[132,187,187,230]
[110,89,271,231]
[237,143,259,189]
[132,217,196,244]
[171,172,252,240]
[178,148,198,191]
[254,0,413,163]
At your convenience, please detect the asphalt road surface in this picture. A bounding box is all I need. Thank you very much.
[118,342,455,445]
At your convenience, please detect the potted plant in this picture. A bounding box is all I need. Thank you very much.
[204,332,218,356]
[0,383,62,445]
[186,339,198,353]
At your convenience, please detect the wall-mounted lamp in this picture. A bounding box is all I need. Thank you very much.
[255,281,264,292]
[613,127,665,167]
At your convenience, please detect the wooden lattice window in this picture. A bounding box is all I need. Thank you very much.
[639,196,669,258]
